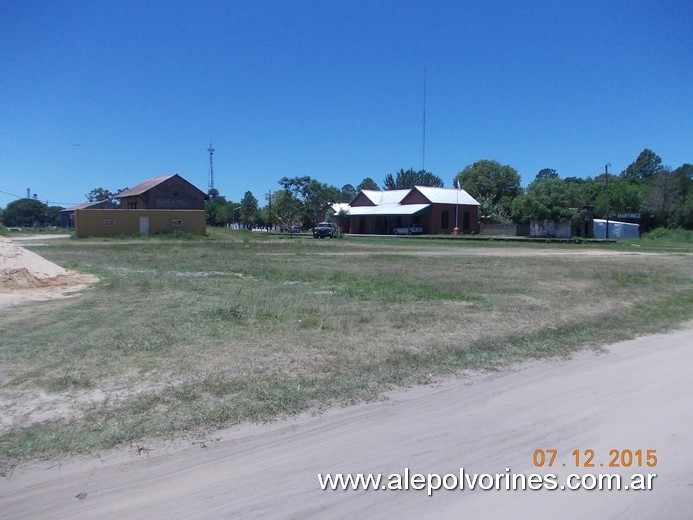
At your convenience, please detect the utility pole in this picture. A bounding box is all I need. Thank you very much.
[454,186,460,235]
[605,163,611,239]
[422,68,427,171]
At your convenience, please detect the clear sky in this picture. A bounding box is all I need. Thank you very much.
[1,0,691,208]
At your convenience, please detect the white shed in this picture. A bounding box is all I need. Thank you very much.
[593,219,640,239]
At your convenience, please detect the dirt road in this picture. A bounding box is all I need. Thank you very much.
[2,329,692,519]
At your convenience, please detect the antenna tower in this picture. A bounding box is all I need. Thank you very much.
[207,143,215,191]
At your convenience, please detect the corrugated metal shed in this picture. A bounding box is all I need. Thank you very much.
[593,219,640,239]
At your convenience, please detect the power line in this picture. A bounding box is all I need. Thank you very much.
[0,190,80,206]
[0,189,23,199]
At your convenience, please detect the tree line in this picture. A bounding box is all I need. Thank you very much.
[205,148,690,231]
[2,148,690,231]
[454,149,691,231]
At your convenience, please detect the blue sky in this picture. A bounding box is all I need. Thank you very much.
[1,0,691,208]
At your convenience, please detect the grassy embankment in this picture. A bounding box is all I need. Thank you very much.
[0,229,691,472]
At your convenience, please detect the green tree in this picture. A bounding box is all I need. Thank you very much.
[2,199,50,227]
[382,168,443,190]
[454,160,521,214]
[585,174,643,218]
[341,184,357,200]
[205,194,233,227]
[668,193,693,229]
[271,189,304,232]
[279,176,311,197]
[305,179,342,223]
[667,164,693,229]
[46,206,63,227]
[239,191,259,228]
[278,176,343,225]
[476,194,513,225]
[644,168,677,226]
[535,168,558,181]
[511,178,586,224]
[620,149,663,183]
[357,177,379,191]
[671,163,693,201]
[85,187,116,202]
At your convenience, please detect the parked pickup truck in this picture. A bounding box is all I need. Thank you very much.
[392,224,423,235]
[313,222,337,238]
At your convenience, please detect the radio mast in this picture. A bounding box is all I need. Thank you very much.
[207,143,215,191]
[422,69,427,171]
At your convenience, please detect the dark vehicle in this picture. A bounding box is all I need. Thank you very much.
[289,225,301,233]
[313,222,336,238]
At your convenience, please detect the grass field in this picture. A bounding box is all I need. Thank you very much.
[1,229,692,473]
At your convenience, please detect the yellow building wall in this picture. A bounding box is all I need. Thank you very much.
[75,209,206,238]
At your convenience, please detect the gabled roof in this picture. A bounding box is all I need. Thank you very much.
[329,186,479,217]
[359,189,410,205]
[329,202,351,214]
[412,186,480,205]
[347,204,430,216]
[114,174,178,198]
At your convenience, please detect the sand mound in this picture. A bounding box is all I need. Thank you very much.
[0,236,97,308]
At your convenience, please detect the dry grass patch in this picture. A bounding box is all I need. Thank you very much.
[0,233,691,470]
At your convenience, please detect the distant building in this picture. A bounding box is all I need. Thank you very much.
[322,186,480,235]
[73,174,207,238]
[60,200,117,228]
[73,209,206,238]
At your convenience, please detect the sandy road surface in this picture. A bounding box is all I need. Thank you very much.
[2,329,692,519]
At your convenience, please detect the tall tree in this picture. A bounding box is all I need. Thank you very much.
[279,176,312,197]
[239,191,259,227]
[278,176,342,225]
[85,187,116,202]
[620,149,663,183]
[341,184,357,200]
[671,163,693,202]
[357,177,379,191]
[644,168,679,226]
[302,179,342,223]
[454,160,521,214]
[535,168,558,181]
[382,168,443,190]
[588,174,644,218]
